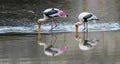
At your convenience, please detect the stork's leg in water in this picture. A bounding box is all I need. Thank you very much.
[83,22,88,32]
[49,18,58,31]
[85,22,88,32]
[83,22,86,31]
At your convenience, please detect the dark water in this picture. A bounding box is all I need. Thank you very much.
[0,0,120,33]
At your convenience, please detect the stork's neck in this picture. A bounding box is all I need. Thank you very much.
[39,14,48,22]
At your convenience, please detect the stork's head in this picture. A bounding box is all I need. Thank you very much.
[58,10,68,18]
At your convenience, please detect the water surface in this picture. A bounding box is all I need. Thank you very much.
[0,31,120,64]
[0,0,120,64]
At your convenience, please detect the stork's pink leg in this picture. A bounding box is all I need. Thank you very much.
[49,18,54,32]
[49,18,58,31]
[86,22,88,32]
[83,22,86,31]
[53,21,58,29]
[83,22,88,32]
[84,22,86,30]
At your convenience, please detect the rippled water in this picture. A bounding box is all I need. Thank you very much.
[0,31,120,64]
[0,22,120,34]
[0,0,120,64]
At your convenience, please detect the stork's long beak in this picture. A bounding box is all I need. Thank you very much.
[58,11,68,18]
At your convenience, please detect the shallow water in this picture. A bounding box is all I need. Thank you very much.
[0,22,119,34]
[0,0,120,64]
[0,31,120,64]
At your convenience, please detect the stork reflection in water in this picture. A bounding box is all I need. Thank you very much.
[75,30,99,50]
[38,33,67,56]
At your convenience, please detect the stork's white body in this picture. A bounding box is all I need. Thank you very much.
[37,8,67,31]
[75,12,99,31]
[78,12,91,22]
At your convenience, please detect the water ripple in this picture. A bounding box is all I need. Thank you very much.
[0,22,119,34]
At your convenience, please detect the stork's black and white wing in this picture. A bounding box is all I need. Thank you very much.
[43,8,60,18]
[78,12,99,22]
